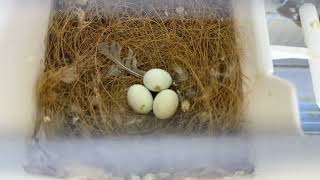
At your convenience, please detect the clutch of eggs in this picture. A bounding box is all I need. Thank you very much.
[127,68,179,119]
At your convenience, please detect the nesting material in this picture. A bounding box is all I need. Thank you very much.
[36,0,244,137]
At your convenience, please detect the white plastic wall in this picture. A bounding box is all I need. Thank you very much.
[0,0,52,138]
[299,4,320,108]
[0,0,305,179]
[233,0,301,135]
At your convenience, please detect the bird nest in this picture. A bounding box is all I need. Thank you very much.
[35,0,244,138]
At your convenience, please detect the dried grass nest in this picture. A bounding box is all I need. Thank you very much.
[35,0,244,138]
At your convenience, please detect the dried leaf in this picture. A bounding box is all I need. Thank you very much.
[181,100,191,112]
[164,10,169,17]
[43,116,51,123]
[61,67,77,83]
[72,117,80,124]
[175,6,185,15]
[98,41,145,77]
[89,95,99,106]
[75,8,86,23]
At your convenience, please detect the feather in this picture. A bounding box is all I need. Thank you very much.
[106,64,122,76]
[98,41,145,77]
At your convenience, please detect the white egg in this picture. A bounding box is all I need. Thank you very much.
[143,69,172,92]
[153,89,179,119]
[127,84,153,114]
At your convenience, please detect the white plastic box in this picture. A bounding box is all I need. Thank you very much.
[0,0,306,179]
[0,0,301,138]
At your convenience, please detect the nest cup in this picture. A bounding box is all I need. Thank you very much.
[36,0,244,137]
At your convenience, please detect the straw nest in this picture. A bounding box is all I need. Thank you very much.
[35,0,244,137]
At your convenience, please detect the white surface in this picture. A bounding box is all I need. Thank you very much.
[0,0,307,179]
[299,4,320,57]
[253,136,320,180]
[271,45,310,60]
[0,0,51,138]
[0,137,318,180]
[267,14,305,47]
[234,0,274,76]
[233,0,301,135]
[299,3,320,108]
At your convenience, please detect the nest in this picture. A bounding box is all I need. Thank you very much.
[36,0,244,138]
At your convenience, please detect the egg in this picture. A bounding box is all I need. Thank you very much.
[153,89,179,119]
[143,69,172,92]
[127,84,153,114]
